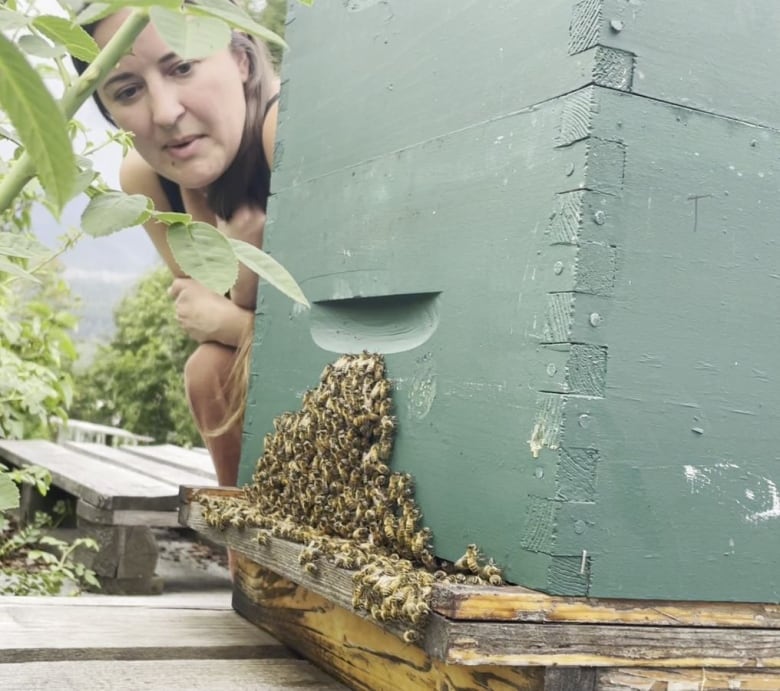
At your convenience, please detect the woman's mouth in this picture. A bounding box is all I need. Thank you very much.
[165,136,203,160]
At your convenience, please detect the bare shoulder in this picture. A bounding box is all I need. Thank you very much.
[262,85,281,168]
[119,149,168,206]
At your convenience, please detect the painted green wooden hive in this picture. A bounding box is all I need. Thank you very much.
[239,0,780,602]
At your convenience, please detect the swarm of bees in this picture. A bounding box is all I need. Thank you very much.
[199,352,504,640]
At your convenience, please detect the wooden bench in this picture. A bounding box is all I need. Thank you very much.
[52,418,155,446]
[0,440,217,594]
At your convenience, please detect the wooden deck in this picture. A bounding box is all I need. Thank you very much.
[0,591,347,690]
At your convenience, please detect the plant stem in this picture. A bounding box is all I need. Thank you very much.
[0,9,151,215]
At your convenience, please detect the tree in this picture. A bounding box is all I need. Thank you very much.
[70,266,201,446]
[254,0,288,68]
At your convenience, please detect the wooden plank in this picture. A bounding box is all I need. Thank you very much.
[0,440,177,510]
[66,442,216,488]
[181,501,416,635]
[234,560,544,691]
[0,601,288,662]
[424,615,780,668]
[432,584,780,629]
[122,444,216,478]
[186,493,780,639]
[55,419,154,444]
[0,593,232,610]
[599,667,780,690]
[76,500,180,527]
[0,659,347,691]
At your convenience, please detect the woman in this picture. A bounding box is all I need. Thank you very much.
[73,11,279,521]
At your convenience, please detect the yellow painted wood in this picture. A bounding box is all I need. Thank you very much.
[433,584,780,628]
[234,559,544,691]
[599,667,780,691]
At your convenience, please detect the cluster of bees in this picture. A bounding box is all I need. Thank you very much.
[199,351,503,640]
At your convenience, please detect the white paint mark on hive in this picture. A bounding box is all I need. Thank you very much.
[745,478,780,524]
[684,465,709,494]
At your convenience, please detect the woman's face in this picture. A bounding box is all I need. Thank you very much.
[94,11,249,189]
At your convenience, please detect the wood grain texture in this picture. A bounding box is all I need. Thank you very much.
[425,615,780,668]
[0,659,346,691]
[599,667,780,690]
[76,501,180,528]
[0,440,176,510]
[0,599,286,663]
[234,560,544,691]
[66,442,216,488]
[601,0,780,128]
[120,444,216,478]
[0,592,233,609]
[432,584,780,628]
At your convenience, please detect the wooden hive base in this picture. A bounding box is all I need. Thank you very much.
[182,488,780,690]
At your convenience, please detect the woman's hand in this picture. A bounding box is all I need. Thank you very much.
[168,277,252,347]
[217,205,266,311]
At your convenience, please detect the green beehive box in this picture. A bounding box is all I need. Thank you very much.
[240,0,780,602]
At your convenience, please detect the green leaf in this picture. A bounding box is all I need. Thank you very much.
[75,1,180,25]
[71,167,97,198]
[167,222,238,295]
[0,8,28,31]
[0,233,50,260]
[0,473,19,512]
[0,33,75,211]
[153,211,192,225]
[150,7,230,60]
[33,15,99,63]
[0,258,39,282]
[18,34,66,59]
[81,191,151,237]
[26,550,58,565]
[189,0,288,48]
[75,3,112,25]
[229,238,309,307]
[39,535,66,547]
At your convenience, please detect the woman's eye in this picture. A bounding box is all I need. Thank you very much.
[115,86,139,102]
[172,61,195,77]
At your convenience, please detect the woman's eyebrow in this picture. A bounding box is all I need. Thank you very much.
[102,53,179,91]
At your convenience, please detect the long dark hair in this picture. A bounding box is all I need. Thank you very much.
[72,8,277,219]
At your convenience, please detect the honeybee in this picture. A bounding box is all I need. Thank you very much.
[454,544,481,575]
[402,630,419,644]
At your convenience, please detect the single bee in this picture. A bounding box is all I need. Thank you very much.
[454,544,481,575]
[402,630,419,644]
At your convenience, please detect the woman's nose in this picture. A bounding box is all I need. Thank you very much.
[148,83,185,128]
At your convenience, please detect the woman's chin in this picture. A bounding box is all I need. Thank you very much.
[159,165,221,191]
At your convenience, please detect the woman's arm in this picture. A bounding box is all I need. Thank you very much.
[119,149,251,347]
[119,149,188,277]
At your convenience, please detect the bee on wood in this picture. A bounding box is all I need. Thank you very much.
[402,630,419,644]
[454,544,481,575]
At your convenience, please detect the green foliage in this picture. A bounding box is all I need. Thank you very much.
[0,472,19,512]
[0,261,78,440]
[0,466,100,596]
[70,267,201,446]
[253,0,288,69]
